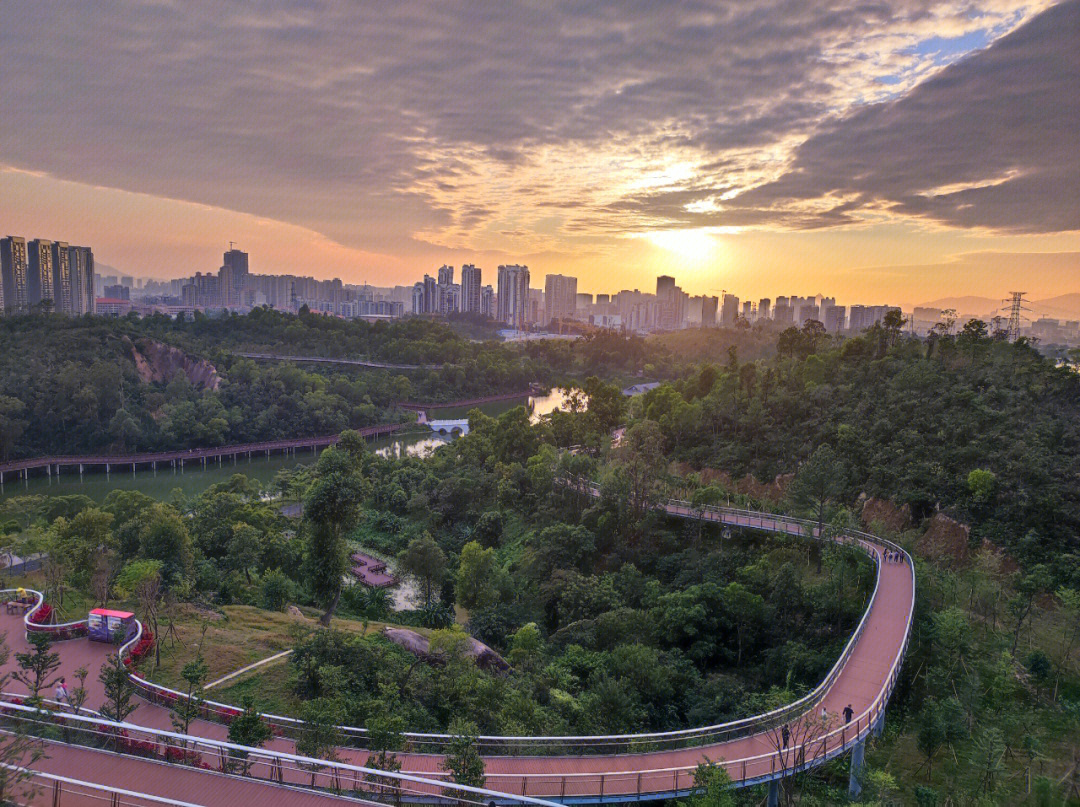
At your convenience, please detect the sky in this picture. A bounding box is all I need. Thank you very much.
[1,0,1077,307]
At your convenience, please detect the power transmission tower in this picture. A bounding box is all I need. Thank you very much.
[1000,292,1030,342]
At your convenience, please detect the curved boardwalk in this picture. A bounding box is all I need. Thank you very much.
[1,494,915,803]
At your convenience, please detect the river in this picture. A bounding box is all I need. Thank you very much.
[0,387,581,504]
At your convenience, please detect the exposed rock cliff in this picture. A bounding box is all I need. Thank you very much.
[125,337,221,390]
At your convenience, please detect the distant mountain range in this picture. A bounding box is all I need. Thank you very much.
[916,293,1080,321]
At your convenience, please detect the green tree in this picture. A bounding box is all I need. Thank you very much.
[612,419,665,521]
[296,697,343,787]
[789,444,844,569]
[139,503,194,588]
[260,568,293,611]
[441,717,485,791]
[304,447,366,625]
[14,632,61,706]
[99,651,137,723]
[680,763,735,807]
[227,695,271,775]
[455,541,499,610]
[916,700,946,781]
[398,534,447,609]
[170,655,209,736]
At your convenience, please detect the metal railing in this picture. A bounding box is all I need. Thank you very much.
[0,479,916,797]
[125,477,915,765]
[0,702,561,807]
[3,764,207,807]
[0,588,90,640]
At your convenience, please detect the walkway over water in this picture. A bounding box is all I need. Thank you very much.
[1,482,915,804]
[0,424,403,481]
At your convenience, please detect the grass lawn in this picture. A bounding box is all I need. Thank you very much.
[144,602,403,691]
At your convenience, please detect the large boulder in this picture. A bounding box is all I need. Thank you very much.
[382,627,510,672]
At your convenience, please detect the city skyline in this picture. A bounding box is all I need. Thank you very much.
[1,2,1078,307]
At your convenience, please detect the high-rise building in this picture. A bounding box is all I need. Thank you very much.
[0,236,29,313]
[758,298,771,320]
[721,293,740,325]
[460,264,482,314]
[68,246,95,314]
[49,242,72,314]
[773,296,793,325]
[219,248,249,308]
[742,300,753,321]
[423,274,439,313]
[798,304,820,325]
[27,239,54,308]
[823,304,846,332]
[480,285,494,318]
[656,275,675,301]
[544,273,578,324]
[497,264,530,329]
[411,282,425,315]
[701,295,718,327]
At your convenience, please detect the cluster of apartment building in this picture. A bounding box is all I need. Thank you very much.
[106,248,408,320]
[411,264,496,320]
[0,235,96,316]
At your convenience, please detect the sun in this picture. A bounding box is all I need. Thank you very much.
[645,228,717,264]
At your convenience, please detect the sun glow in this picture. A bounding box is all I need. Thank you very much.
[644,229,718,264]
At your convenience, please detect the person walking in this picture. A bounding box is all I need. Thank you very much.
[843,704,854,725]
[781,723,790,749]
[55,677,69,707]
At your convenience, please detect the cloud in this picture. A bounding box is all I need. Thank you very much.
[0,0,1071,263]
[679,0,1080,233]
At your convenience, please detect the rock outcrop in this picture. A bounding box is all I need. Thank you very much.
[126,337,221,390]
[916,512,971,566]
[382,626,510,672]
[859,497,912,533]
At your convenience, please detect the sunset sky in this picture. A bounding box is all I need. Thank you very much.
[1,1,1077,306]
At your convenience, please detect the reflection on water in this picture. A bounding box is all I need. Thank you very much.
[0,388,582,504]
[429,387,583,423]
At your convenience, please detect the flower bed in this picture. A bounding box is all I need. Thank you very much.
[24,602,90,639]
[28,603,53,624]
[123,630,155,668]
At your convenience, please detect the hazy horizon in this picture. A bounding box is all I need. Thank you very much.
[2,1,1078,308]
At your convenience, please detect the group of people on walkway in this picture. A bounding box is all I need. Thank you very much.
[883,549,904,563]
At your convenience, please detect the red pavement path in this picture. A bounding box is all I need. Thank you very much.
[0,502,914,802]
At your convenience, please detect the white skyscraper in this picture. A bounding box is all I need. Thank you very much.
[497,264,530,329]
[460,264,482,314]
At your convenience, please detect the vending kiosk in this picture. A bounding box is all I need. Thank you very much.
[87,608,135,643]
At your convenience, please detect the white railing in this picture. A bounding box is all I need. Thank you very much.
[2,764,207,807]
[126,477,915,766]
[0,702,561,807]
[1,478,916,797]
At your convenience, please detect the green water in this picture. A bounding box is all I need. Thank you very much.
[0,389,580,504]
[0,430,447,503]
